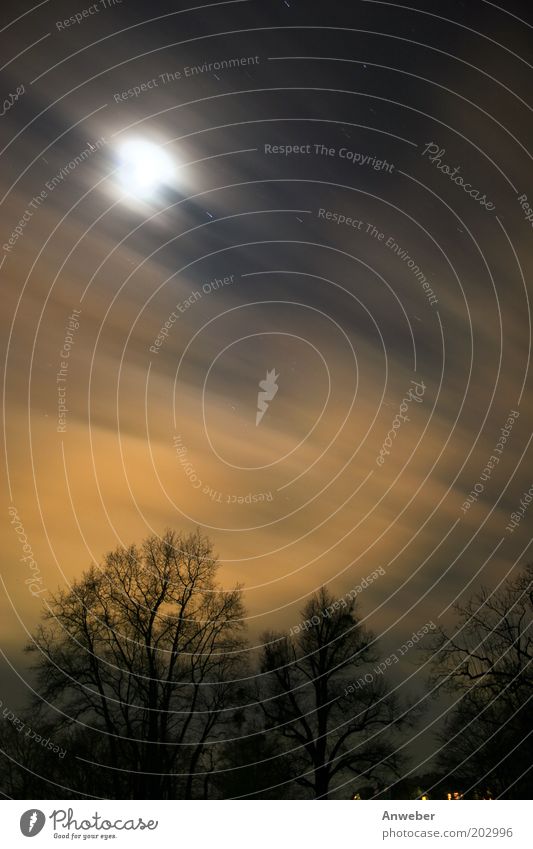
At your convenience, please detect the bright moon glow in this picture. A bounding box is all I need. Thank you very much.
[117,139,175,198]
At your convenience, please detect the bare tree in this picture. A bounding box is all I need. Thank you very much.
[430,563,533,798]
[26,529,247,798]
[259,587,405,798]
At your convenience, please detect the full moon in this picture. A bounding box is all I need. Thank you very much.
[116,139,175,199]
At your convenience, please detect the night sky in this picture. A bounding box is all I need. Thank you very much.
[2,0,532,787]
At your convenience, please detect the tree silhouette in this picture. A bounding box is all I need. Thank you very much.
[430,562,533,798]
[259,587,405,798]
[212,725,297,799]
[24,529,247,798]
